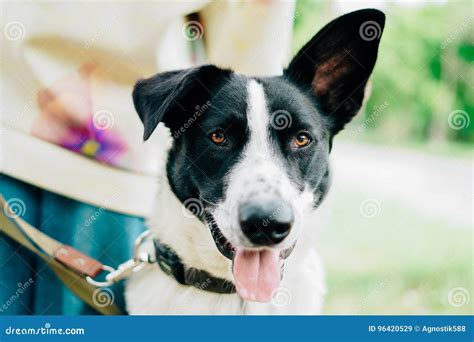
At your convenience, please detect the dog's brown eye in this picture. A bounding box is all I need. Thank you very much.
[294,132,312,148]
[210,131,226,145]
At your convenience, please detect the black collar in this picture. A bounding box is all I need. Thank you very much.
[154,239,236,294]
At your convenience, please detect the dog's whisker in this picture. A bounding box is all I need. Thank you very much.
[199,196,219,206]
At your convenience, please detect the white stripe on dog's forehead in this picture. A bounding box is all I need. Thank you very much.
[246,80,271,154]
[247,80,268,140]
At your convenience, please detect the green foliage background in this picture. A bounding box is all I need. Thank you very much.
[292,0,472,315]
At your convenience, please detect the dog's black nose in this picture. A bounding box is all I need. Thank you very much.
[238,199,294,245]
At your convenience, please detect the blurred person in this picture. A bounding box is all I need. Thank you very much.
[0,0,295,314]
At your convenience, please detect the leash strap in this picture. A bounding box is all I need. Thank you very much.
[1,194,236,308]
[0,195,122,315]
[154,240,236,294]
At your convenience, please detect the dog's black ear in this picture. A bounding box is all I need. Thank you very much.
[285,9,385,134]
[133,65,231,140]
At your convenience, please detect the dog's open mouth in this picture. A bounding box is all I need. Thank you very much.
[205,213,294,302]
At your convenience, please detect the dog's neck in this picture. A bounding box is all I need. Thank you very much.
[147,164,233,281]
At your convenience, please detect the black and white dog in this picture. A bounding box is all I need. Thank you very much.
[126,9,385,314]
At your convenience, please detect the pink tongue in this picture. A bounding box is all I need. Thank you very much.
[233,249,280,302]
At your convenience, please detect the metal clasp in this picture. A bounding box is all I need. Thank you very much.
[86,230,154,287]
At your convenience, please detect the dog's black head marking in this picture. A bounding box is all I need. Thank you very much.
[133,8,384,209]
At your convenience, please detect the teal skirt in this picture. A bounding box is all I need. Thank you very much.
[0,174,145,314]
